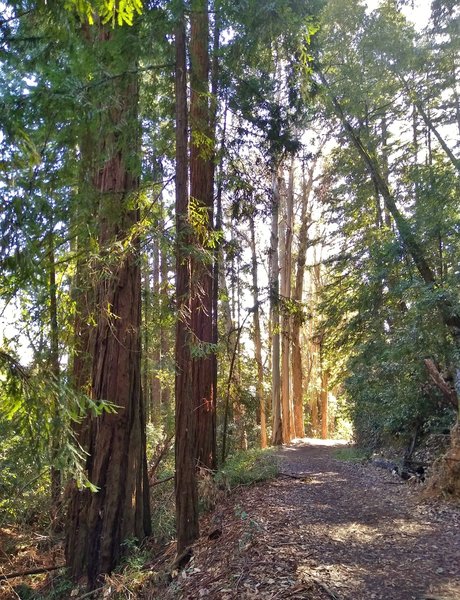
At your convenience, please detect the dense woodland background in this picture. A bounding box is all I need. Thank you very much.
[0,0,459,593]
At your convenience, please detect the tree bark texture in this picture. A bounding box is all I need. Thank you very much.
[160,229,171,410]
[249,216,267,448]
[174,9,199,556]
[292,165,315,438]
[65,26,150,585]
[152,241,162,423]
[270,172,283,446]
[280,167,294,442]
[320,360,329,440]
[189,0,216,470]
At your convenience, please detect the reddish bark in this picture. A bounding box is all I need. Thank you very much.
[189,0,216,470]
[174,9,199,555]
[65,27,150,585]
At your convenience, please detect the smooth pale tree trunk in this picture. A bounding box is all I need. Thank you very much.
[189,0,216,471]
[66,27,150,585]
[308,334,320,436]
[320,361,329,440]
[174,8,199,556]
[280,166,294,442]
[219,256,237,461]
[249,216,267,448]
[292,164,315,438]
[270,171,283,446]
[234,254,247,450]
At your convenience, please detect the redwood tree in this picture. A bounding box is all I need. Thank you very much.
[174,3,199,556]
[189,0,217,471]
[65,24,151,584]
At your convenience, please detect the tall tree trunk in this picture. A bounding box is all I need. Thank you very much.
[65,26,150,585]
[142,256,151,423]
[71,121,95,398]
[311,259,323,437]
[210,8,220,446]
[151,239,162,423]
[249,215,267,448]
[67,121,97,551]
[219,259,237,461]
[292,164,315,438]
[320,343,329,440]
[270,171,283,446]
[160,225,171,411]
[189,0,216,470]
[280,166,294,442]
[174,7,199,556]
[235,252,248,450]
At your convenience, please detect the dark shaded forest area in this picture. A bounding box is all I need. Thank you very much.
[0,0,459,598]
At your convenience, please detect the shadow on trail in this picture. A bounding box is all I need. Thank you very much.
[266,439,460,600]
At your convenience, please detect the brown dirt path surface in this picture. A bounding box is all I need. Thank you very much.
[166,439,460,600]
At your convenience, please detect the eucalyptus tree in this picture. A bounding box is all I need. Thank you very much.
[216,0,323,445]
[291,154,318,438]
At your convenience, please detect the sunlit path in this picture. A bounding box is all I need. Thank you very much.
[171,441,460,599]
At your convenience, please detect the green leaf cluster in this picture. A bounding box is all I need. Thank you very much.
[65,0,143,26]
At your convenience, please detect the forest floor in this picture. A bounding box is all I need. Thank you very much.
[163,439,460,600]
[1,439,460,599]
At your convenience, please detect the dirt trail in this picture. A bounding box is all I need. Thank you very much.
[169,439,460,600]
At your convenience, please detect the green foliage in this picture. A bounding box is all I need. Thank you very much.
[65,0,143,26]
[234,504,261,550]
[0,348,121,523]
[24,573,74,600]
[312,0,460,451]
[146,425,176,542]
[333,446,370,463]
[190,339,218,359]
[215,448,279,489]
[189,197,223,250]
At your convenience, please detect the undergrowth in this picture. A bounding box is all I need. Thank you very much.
[215,448,279,489]
[333,446,370,463]
[1,447,280,599]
